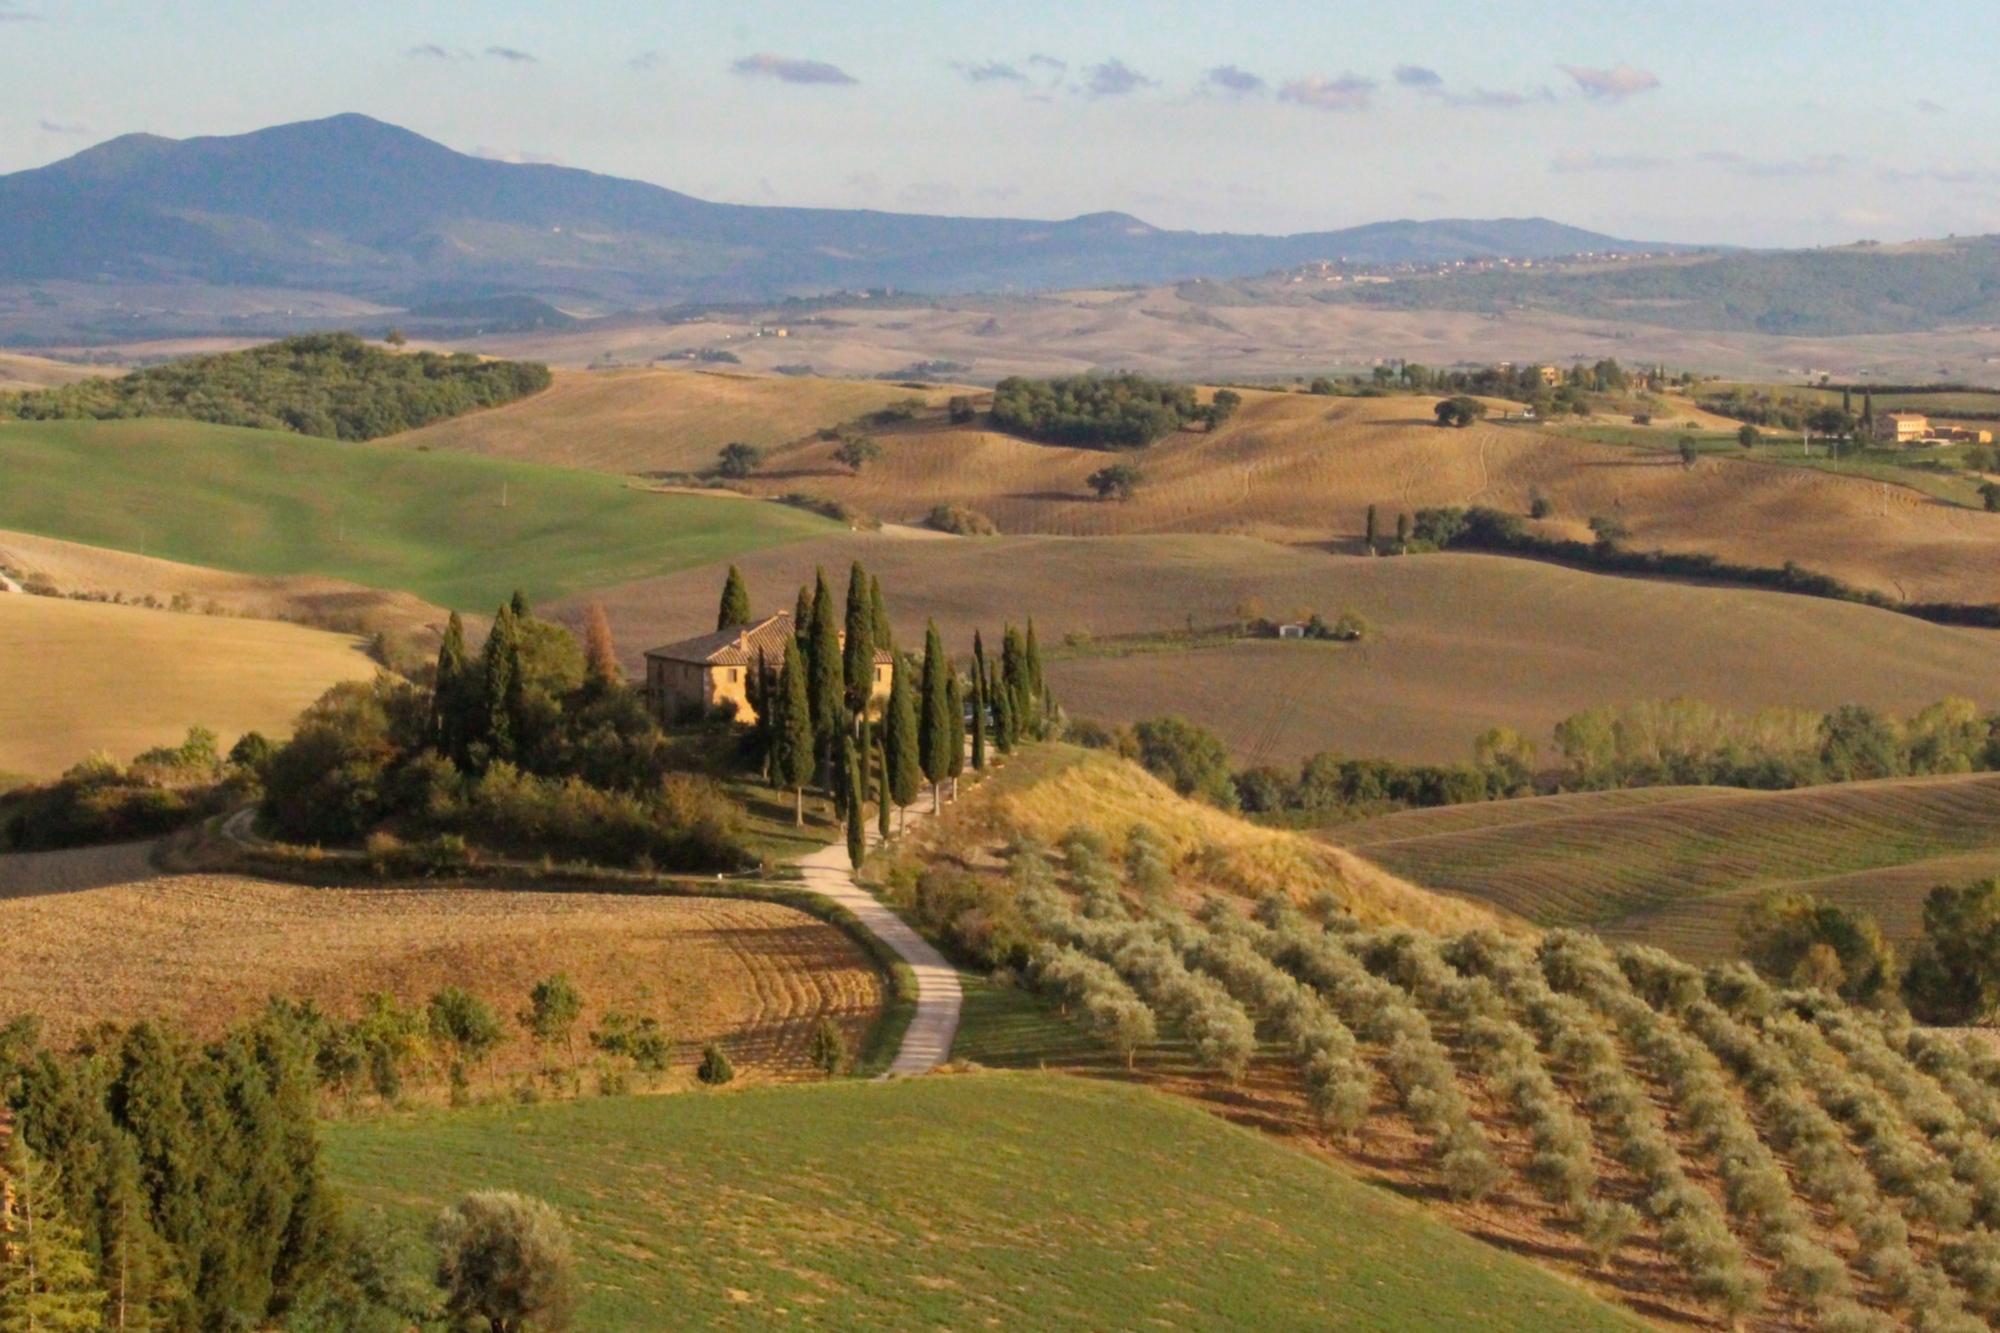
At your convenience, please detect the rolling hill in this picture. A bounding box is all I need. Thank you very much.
[0,592,379,776]
[0,114,1671,313]
[556,531,2000,766]
[1325,772,2000,958]
[323,1074,1652,1333]
[0,417,837,610]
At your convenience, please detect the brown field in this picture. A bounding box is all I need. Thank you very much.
[452,283,2000,387]
[0,592,380,777]
[1324,772,2000,958]
[384,367,964,475]
[722,390,2000,603]
[0,527,454,645]
[0,351,119,391]
[0,874,883,1083]
[557,532,2000,766]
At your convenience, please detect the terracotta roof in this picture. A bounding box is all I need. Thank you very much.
[645,613,893,668]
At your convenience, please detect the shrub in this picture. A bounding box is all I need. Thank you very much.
[808,1018,848,1077]
[1129,715,1237,809]
[925,503,999,536]
[1434,396,1487,428]
[434,1192,575,1333]
[715,442,762,478]
[696,1043,735,1085]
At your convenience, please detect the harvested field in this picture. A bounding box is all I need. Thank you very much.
[0,527,453,648]
[0,592,379,777]
[0,351,119,392]
[0,875,883,1083]
[725,391,2000,603]
[0,840,159,901]
[558,532,2000,765]
[1325,772,2000,949]
[385,367,962,476]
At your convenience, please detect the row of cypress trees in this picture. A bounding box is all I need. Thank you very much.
[2,1009,338,1332]
[716,563,1056,852]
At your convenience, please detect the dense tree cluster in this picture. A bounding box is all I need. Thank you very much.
[989,375,1234,449]
[0,727,256,851]
[0,334,551,441]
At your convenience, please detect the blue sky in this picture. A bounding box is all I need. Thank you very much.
[3,0,1995,247]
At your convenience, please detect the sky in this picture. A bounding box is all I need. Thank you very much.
[2,0,1996,248]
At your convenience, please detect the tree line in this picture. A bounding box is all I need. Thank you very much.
[712,563,1058,860]
[0,334,552,442]
[989,374,1238,450]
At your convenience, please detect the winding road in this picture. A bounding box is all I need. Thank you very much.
[798,829,962,1076]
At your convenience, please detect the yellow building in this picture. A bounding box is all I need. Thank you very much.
[1876,411,1930,444]
[643,612,892,724]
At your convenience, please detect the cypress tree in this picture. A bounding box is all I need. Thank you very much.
[0,1135,107,1332]
[1395,512,1410,550]
[845,748,867,871]
[773,636,815,824]
[1001,625,1029,740]
[946,671,965,793]
[794,585,813,638]
[717,565,752,631]
[109,1024,201,1318]
[970,663,987,770]
[807,569,845,767]
[509,589,530,619]
[831,722,855,819]
[582,602,621,689]
[917,622,952,810]
[876,734,892,841]
[992,659,1014,753]
[1365,504,1379,552]
[857,715,874,807]
[883,652,921,831]
[1025,619,1044,701]
[868,576,890,652]
[430,612,471,762]
[843,562,874,714]
[479,605,520,765]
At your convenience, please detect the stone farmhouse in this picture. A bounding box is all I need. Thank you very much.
[643,612,891,724]
[1874,411,1994,446]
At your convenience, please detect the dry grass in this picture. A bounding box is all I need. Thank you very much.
[0,593,380,777]
[1325,772,2000,953]
[383,367,962,475]
[728,391,2000,602]
[0,352,119,392]
[556,531,2000,766]
[0,874,883,1083]
[0,527,454,645]
[923,744,1510,936]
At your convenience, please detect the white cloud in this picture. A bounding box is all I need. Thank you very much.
[1560,64,1661,101]
[1279,74,1374,112]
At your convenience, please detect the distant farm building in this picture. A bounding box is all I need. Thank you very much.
[1873,412,1992,446]
[643,612,891,724]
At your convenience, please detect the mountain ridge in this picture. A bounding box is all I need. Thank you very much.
[0,113,1683,307]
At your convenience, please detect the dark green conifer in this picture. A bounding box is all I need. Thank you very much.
[876,733,892,840]
[843,562,875,714]
[883,652,921,830]
[917,622,952,809]
[807,568,845,766]
[430,611,471,762]
[868,576,890,652]
[480,605,520,764]
[946,671,965,787]
[845,748,867,871]
[794,584,813,637]
[970,661,987,770]
[717,565,752,630]
[509,589,530,619]
[773,636,815,824]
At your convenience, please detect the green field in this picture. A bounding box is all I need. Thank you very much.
[1329,773,2000,950]
[0,418,836,610]
[324,1075,1648,1332]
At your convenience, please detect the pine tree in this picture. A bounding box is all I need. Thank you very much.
[582,603,621,689]
[917,623,952,810]
[0,1136,106,1333]
[806,569,845,772]
[843,562,874,714]
[773,637,815,824]
[883,653,921,832]
[868,576,890,653]
[845,748,867,871]
[717,566,752,631]
[430,612,471,762]
[969,663,987,771]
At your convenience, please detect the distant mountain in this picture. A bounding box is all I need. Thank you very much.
[1309,238,2000,335]
[0,114,1680,310]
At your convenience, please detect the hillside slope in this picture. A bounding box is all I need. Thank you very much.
[560,531,2000,765]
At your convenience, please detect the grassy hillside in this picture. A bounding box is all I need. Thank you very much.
[711,390,2000,604]
[1326,772,2000,949]
[0,417,836,610]
[385,368,960,475]
[560,531,2000,765]
[0,593,378,776]
[323,1074,1650,1333]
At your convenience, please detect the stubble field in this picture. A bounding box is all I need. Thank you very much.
[0,874,883,1083]
[0,592,379,776]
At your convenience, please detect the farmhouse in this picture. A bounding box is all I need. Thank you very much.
[643,612,891,723]
[1876,411,1930,444]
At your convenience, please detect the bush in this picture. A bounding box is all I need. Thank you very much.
[696,1043,735,1085]
[1741,888,1898,1006]
[715,442,762,478]
[925,503,999,536]
[1086,462,1143,501]
[1434,396,1487,428]
[1129,716,1238,809]
[0,733,246,850]
[434,1192,575,1333]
